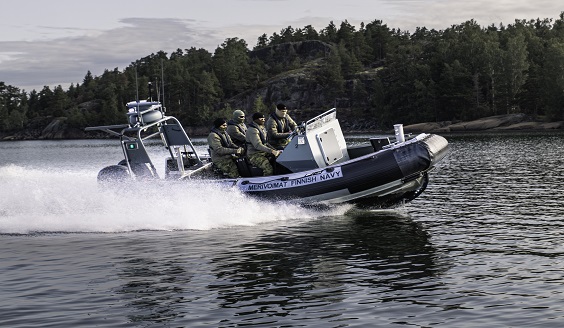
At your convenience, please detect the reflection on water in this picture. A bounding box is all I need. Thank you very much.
[107,210,448,326]
[3,133,564,327]
[114,241,194,325]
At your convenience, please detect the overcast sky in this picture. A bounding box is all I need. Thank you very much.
[0,0,561,92]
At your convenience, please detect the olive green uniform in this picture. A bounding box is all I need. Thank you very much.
[207,128,241,178]
[246,122,278,176]
[266,112,297,149]
[226,120,247,148]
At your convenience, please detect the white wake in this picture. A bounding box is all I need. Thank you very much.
[0,165,352,234]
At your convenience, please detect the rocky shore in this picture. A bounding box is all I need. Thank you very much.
[402,113,564,134]
[1,113,563,141]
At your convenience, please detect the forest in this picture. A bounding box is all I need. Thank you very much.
[1,12,564,135]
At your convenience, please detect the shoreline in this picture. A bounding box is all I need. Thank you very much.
[401,113,564,134]
[1,113,563,141]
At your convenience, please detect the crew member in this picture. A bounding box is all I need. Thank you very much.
[266,103,297,150]
[226,109,248,149]
[246,112,281,176]
[207,118,244,178]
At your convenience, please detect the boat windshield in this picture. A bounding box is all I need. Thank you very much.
[305,108,336,132]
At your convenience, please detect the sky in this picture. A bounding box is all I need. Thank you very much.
[0,0,561,92]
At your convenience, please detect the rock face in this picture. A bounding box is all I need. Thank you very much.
[1,117,89,140]
[40,118,67,139]
[227,40,377,114]
[404,114,564,133]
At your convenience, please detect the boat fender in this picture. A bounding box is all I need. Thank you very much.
[403,172,429,201]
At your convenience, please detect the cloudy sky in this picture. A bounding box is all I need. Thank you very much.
[1,0,561,92]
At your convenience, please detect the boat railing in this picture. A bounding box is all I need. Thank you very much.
[85,115,203,169]
[84,124,131,138]
[304,108,336,132]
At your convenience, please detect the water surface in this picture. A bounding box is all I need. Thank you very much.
[1,133,564,327]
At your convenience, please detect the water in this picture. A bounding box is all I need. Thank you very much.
[1,133,564,327]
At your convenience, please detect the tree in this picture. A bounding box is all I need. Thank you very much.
[363,20,394,61]
[51,85,69,117]
[81,71,96,102]
[482,35,502,115]
[303,25,319,40]
[98,82,120,125]
[337,41,362,77]
[253,95,268,113]
[320,21,338,43]
[255,34,269,50]
[280,26,295,42]
[337,20,355,46]
[437,60,473,121]
[541,39,564,120]
[213,38,252,98]
[315,46,344,100]
[498,32,529,113]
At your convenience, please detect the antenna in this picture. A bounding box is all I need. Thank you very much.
[134,65,140,118]
[161,59,166,112]
[135,66,139,104]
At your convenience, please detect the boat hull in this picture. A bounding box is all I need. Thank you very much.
[231,134,448,207]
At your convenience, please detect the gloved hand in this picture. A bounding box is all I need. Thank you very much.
[236,147,244,155]
[272,150,281,157]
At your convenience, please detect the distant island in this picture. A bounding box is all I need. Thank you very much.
[2,13,564,140]
[1,112,562,141]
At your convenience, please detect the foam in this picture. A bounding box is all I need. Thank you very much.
[0,165,351,234]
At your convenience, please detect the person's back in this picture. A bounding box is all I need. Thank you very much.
[266,103,297,150]
[208,118,244,178]
[246,112,280,176]
[226,109,247,149]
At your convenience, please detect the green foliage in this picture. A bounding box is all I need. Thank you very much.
[213,38,252,98]
[541,39,564,120]
[2,12,564,134]
[316,45,345,98]
[252,95,269,113]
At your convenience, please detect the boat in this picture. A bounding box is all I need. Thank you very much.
[85,98,449,208]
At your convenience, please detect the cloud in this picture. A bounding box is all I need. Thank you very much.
[1,1,561,93]
[387,0,562,31]
[0,18,224,92]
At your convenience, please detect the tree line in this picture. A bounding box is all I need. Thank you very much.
[1,12,564,133]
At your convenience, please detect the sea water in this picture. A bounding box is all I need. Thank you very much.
[1,133,564,327]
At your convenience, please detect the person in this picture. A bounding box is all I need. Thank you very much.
[207,118,244,178]
[246,112,281,176]
[226,109,248,149]
[266,103,297,150]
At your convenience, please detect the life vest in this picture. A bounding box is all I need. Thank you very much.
[227,119,246,132]
[248,122,267,144]
[227,120,247,146]
[269,113,291,133]
[210,128,233,148]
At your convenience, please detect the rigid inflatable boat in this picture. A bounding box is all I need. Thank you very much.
[86,100,449,207]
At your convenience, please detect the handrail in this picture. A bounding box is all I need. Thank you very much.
[85,115,203,164]
[305,108,337,132]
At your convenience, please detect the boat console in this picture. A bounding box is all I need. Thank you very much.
[276,108,350,173]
